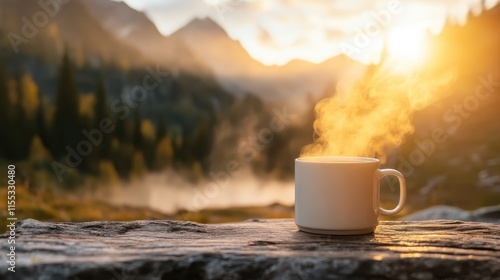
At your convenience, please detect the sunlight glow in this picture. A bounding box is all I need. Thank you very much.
[122,0,500,65]
[386,27,429,67]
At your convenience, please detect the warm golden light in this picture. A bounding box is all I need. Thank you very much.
[386,27,428,67]
[300,35,453,161]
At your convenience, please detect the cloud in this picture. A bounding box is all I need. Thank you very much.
[121,0,212,34]
[122,0,500,65]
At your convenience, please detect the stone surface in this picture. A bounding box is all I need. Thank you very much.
[403,205,500,223]
[1,219,499,279]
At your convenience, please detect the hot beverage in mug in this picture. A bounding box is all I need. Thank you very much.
[295,156,406,235]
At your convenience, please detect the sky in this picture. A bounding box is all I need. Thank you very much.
[120,0,499,66]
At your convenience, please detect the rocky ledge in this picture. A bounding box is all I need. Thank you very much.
[1,219,499,279]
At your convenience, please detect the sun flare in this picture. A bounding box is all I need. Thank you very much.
[385,27,429,67]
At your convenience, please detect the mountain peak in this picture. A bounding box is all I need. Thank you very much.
[83,0,163,38]
[178,17,227,35]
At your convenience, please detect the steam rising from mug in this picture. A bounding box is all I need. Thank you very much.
[300,63,453,162]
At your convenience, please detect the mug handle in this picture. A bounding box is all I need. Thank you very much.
[377,169,406,216]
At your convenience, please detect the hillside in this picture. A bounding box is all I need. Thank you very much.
[0,0,148,68]
[81,1,365,106]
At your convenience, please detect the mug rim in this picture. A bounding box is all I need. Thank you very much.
[296,156,379,164]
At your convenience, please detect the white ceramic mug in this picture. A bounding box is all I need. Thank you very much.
[295,156,406,235]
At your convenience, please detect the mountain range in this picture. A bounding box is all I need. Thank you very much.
[0,0,364,108]
[0,0,148,67]
[2,0,498,108]
[82,0,367,106]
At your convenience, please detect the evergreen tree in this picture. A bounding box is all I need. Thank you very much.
[12,73,34,160]
[0,71,36,160]
[36,93,50,150]
[132,108,143,150]
[94,76,110,126]
[156,115,167,145]
[191,116,215,170]
[0,58,10,158]
[114,114,128,143]
[52,50,81,159]
[93,75,111,158]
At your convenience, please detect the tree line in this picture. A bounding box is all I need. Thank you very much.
[0,50,220,188]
